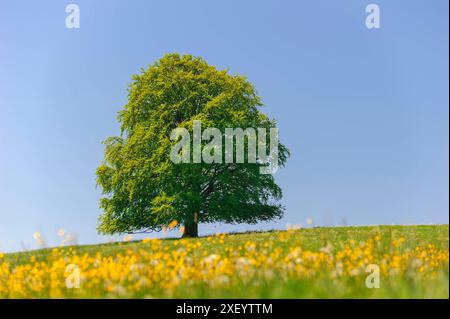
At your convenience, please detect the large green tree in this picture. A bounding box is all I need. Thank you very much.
[96,54,289,237]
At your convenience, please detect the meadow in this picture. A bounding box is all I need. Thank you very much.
[0,225,448,298]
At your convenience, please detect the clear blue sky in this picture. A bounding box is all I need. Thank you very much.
[0,0,448,252]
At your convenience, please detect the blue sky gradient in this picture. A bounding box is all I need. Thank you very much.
[0,0,448,252]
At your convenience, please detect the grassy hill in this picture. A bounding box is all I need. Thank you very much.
[1,225,448,298]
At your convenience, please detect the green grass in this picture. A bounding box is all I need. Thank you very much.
[1,225,449,298]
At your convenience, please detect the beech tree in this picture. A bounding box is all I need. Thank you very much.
[96,53,289,237]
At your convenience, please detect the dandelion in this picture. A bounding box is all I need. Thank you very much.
[287,223,302,231]
[168,220,178,230]
[33,232,45,247]
[123,235,133,242]
[306,218,313,226]
[57,228,66,237]
[0,228,447,298]
[202,254,220,265]
[62,233,77,246]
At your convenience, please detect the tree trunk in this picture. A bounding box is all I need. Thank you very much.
[182,212,199,238]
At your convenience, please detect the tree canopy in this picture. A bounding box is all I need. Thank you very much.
[96,53,289,237]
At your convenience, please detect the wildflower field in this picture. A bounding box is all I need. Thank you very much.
[0,225,448,299]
